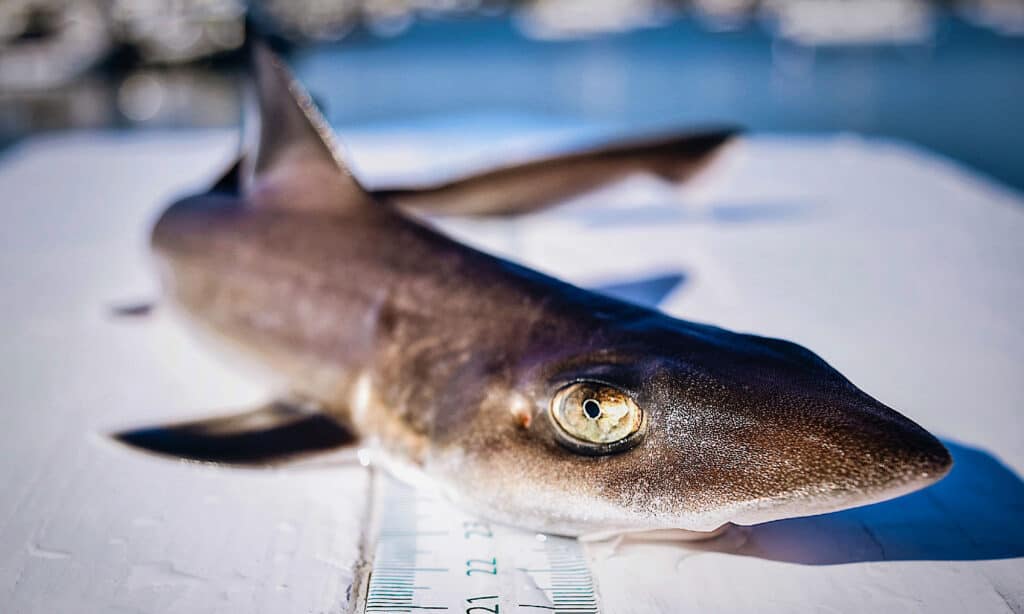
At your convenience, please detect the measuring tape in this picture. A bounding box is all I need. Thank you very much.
[354,473,602,614]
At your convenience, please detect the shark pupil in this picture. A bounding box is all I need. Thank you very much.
[583,399,602,419]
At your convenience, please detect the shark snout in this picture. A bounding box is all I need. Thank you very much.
[726,395,952,525]
[841,403,952,489]
[625,337,956,530]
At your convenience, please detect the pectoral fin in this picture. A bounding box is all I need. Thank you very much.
[112,400,356,466]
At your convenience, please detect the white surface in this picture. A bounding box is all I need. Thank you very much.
[0,127,1021,613]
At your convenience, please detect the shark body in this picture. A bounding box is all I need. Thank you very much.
[118,46,951,538]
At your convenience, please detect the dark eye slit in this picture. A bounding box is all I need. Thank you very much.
[583,399,602,419]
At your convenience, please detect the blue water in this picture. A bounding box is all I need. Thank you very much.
[295,15,1024,191]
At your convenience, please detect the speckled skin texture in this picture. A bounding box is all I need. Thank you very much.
[148,47,951,537]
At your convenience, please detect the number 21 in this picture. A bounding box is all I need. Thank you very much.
[466,594,499,613]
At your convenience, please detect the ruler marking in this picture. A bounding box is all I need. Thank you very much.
[542,582,594,586]
[553,601,598,606]
[356,476,600,613]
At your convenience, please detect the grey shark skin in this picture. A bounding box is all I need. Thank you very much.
[124,46,951,538]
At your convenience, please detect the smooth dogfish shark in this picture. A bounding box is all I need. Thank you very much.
[116,45,951,539]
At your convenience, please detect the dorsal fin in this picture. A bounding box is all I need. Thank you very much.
[244,43,375,212]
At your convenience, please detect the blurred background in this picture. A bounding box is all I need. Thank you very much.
[1,0,1022,189]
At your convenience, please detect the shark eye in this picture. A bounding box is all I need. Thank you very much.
[550,382,643,453]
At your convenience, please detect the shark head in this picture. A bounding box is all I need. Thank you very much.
[428,299,952,537]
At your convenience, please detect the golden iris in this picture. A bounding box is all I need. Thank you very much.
[550,382,642,444]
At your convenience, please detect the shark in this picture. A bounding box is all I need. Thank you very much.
[115,45,952,539]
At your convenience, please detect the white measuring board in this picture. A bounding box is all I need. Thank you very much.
[354,473,602,614]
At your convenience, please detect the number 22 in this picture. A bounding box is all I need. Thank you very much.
[465,557,497,576]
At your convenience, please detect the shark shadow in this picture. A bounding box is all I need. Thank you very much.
[576,201,815,229]
[678,440,1024,564]
[591,272,687,309]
